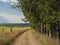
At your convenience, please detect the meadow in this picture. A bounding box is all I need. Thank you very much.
[0,25,30,45]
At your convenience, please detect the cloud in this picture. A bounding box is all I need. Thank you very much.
[0,0,17,5]
[0,0,17,3]
[10,2,15,5]
[0,13,25,23]
[10,0,17,3]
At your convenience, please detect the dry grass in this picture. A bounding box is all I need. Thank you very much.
[32,30,60,45]
[0,26,30,45]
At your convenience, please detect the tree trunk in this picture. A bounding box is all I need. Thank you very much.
[42,24,45,34]
[57,21,60,41]
[44,23,47,35]
[47,30,49,36]
[53,22,57,38]
[50,22,54,38]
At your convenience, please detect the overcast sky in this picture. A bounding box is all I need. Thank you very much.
[0,0,25,23]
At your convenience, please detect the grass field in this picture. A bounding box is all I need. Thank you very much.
[0,26,30,45]
[32,30,59,45]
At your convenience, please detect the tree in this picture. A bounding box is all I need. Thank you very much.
[15,0,60,40]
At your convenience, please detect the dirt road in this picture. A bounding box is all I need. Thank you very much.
[11,30,39,45]
[11,30,59,45]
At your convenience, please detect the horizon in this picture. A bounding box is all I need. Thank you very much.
[0,22,29,24]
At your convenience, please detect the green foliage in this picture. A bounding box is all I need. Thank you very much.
[16,0,60,32]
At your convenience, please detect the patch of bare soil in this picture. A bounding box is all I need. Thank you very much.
[11,30,39,45]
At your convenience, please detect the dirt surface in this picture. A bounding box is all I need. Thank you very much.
[11,30,59,45]
[11,30,39,45]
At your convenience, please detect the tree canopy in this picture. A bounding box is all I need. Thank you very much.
[16,0,59,29]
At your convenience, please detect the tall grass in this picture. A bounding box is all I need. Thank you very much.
[32,30,59,45]
[0,26,30,45]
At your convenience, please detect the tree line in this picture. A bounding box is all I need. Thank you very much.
[16,0,60,41]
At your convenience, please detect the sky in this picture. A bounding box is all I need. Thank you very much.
[0,0,25,24]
